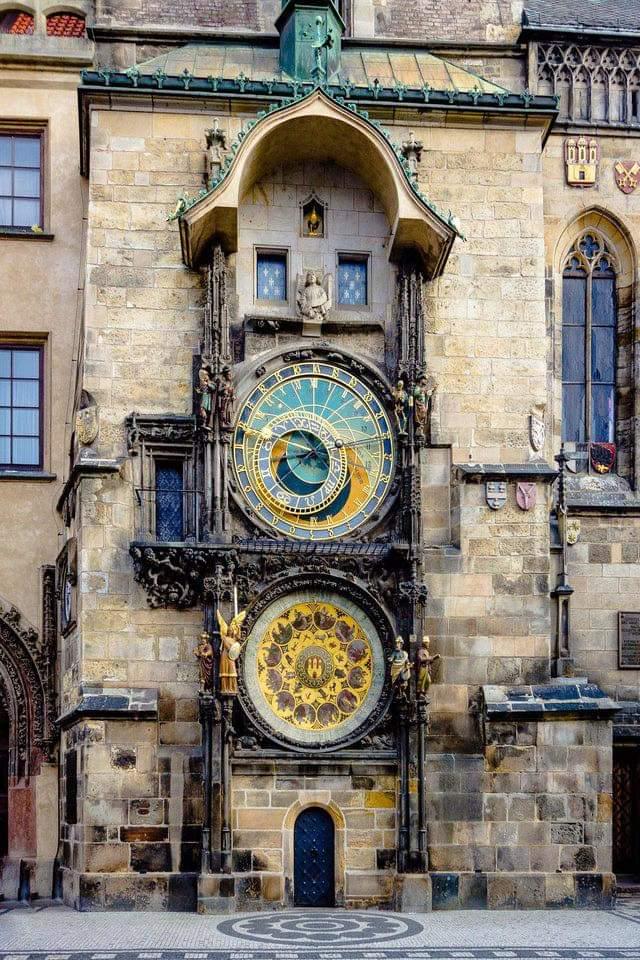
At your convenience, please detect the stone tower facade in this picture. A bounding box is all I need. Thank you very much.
[1,0,640,911]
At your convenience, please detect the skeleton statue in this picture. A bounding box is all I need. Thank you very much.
[388,635,411,695]
[194,631,214,691]
[391,380,409,435]
[296,270,333,331]
[415,635,440,697]
[215,609,247,696]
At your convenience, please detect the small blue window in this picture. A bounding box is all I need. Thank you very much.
[337,255,368,306]
[256,251,287,301]
[155,460,183,541]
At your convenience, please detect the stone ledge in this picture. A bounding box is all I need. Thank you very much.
[482,681,620,720]
[56,457,122,514]
[456,462,558,483]
[58,685,158,727]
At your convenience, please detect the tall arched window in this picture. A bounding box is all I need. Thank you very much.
[562,232,617,447]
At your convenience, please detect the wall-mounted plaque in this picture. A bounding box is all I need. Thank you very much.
[619,612,640,669]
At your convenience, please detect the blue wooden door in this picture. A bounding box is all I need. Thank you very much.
[294,807,335,906]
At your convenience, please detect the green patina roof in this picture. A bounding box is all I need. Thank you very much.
[133,43,509,95]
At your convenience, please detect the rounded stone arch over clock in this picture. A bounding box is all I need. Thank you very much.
[230,344,399,541]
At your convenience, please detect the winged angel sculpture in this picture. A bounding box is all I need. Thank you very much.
[296,270,333,332]
[216,609,247,696]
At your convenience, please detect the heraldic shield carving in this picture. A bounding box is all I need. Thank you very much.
[614,160,640,195]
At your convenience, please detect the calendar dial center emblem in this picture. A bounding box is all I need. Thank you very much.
[232,360,395,540]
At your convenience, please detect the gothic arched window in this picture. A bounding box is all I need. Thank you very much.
[562,232,617,445]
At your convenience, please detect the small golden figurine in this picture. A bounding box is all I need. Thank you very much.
[216,609,247,696]
[194,631,214,691]
[416,634,440,696]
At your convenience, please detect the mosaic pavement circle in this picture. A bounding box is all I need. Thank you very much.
[217,910,424,945]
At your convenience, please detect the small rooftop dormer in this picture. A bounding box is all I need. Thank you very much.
[276,0,345,83]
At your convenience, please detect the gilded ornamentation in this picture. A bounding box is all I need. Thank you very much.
[254,600,373,733]
[566,518,581,546]
[216,609,247,696]
[415,635,440,696]
[389,635,411,693]
[564,136,599,187]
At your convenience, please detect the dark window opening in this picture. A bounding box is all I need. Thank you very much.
[0,133,42,229]
[0,345,43,468]
[155,459,184,541]
[65,749,77,826]
[562,234,616,447]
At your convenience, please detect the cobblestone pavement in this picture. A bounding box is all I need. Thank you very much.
[1,903,640,959]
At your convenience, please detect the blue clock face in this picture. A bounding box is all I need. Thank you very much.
[232,360,395,540]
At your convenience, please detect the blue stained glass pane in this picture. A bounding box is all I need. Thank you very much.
[257,253,287,301]
[562,383,585,442]
[337,259,367,306]
[155,462,183,541]
[591,384,615,443]
[0,437,9,463]
[592,275,616,326]
[0,352,9,377]
[592,326,615,383]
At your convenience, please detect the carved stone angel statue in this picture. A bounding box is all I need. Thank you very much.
[296,270,333,334]
[216,609,247,696]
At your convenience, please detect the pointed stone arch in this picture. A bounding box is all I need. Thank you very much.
[0,595,54,780]
[552,207,638,487]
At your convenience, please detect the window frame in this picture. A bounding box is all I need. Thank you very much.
[254,246,289,306]
[0,128,45,233]
[561,230,618,466]
[336,250,370,310]
[152,453,189,543]
[0,343,44,471]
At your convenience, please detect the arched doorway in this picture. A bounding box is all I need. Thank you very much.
[294,807,335,907]
[0,704,8,857]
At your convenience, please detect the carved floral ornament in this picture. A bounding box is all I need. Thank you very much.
[177,88,459,278]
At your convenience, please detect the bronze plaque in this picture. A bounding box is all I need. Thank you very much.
[619,612,640,669]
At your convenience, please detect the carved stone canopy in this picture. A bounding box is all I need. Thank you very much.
[179,88,457,278]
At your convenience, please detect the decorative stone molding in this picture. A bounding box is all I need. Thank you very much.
[536,42,640,127]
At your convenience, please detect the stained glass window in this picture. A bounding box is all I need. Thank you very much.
[256,251,287,301]
[0,346,42,468]
[155,460,184,541]
[562,233,616,446]
[0,134,42,229]
[337,255,368,306]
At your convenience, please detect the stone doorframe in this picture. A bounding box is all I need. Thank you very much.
[283,798,346,907]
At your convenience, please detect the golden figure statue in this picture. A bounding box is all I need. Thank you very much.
[416,634,440,695]
[216,609,247,696]
[388,635,411,692]
[194,631,214,691]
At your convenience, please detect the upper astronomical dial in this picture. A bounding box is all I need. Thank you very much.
[232,361,395,540]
